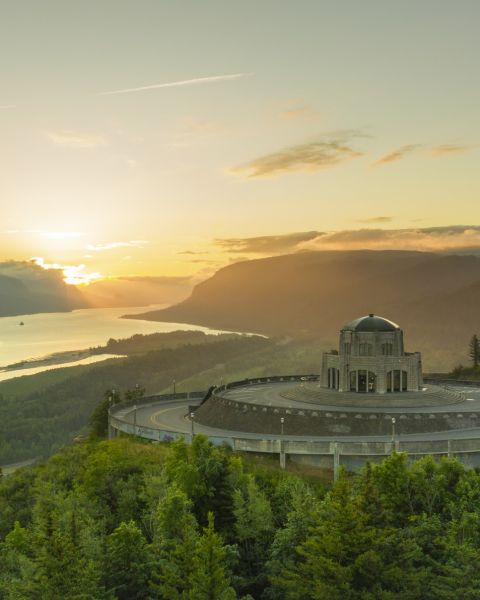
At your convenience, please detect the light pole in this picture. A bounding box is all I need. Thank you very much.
[190,412,195,440]
[391,417,396,448]
[173,379,176,396]
[133,404,137,431]
[281,416,285,436]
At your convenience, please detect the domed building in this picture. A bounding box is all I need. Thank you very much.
[320,314,423,393]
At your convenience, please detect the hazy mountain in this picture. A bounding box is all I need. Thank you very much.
[130,250,480,370]
[0,261,86,317]
[82,275,193,308]
[0,263,194,318]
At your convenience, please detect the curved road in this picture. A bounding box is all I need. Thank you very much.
[117,382,480,444]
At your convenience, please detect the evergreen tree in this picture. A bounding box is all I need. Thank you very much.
[89,389,121,439]
[266,486,319,600]
[469,334,480,369]
[233,475,275,596]
[279,473,377,600]
[165,435,235,532]
[150,484,199,599]
[105,520,151,599]
[187,512,237,600]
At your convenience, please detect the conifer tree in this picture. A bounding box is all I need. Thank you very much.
[469,334,480,369]
[150,484,199,599]
[187,512,237,600]
[105,520,151,599]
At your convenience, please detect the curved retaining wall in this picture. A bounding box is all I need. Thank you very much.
[108,380,480,475]
[194,393,480,437]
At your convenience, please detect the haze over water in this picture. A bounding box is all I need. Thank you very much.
[0,305,229,368]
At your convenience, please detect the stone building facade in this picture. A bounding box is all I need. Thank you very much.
[321,314,423,393]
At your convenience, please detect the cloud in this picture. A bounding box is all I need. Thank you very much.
[230,132,365,178]
[215,231,324,254]
[178,250,207,255]
[355,216,394,224]
[213,226,480,256]
[280,106,317,119]
[430,144,472,157]
[86,240,148,251]
[300,225,480,252]
[371,144,421,168]
[32,257,102,285]
[46,130,107,149]
[97,73,251,96]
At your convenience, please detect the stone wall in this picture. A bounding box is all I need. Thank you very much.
[194,393,480,437]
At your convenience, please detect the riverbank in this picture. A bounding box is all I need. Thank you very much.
[1,349,95,372]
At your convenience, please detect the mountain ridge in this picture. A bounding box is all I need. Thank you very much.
[128,249,480,369]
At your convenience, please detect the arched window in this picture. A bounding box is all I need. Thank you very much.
[358,343,373,356]
[382,342,393,356]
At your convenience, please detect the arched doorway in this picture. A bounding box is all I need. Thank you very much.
[386,370,408,392]
[349,370,376,393]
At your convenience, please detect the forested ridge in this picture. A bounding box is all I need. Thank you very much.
[1,435,480,599]
[0,335,271,464]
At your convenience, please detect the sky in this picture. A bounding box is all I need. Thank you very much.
[1,0,479,284]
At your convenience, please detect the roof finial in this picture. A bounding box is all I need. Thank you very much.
[369,313,374,317]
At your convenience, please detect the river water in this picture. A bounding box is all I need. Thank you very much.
[0,305,230,380]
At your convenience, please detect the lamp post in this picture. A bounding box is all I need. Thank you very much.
[391,417,396,449]
[173,379,176,396]
[281,416,285,436]
[133,404,137,431]
[190,412,195,440]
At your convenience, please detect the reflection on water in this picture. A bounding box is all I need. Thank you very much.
[0,354,124,382]
[0,305,230,369]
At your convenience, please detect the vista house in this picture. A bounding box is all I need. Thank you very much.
[321,314,423,394]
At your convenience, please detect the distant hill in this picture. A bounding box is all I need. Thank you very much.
[0,261,86,317]
[129,250,480,370]
[82,275,192,308]
[0,264,194,318]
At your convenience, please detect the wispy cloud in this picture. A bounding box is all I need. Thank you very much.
[86,240,148,252]
[370,144,421,168]
[355,216,394,224]
[280,106,317,119]
[97,73,251,96]
[213,226,480,256]
[46,130,107,149]
[430,144,472,157]
[300,225,480,252]
[230,131,365,178]
[215,231,323,254]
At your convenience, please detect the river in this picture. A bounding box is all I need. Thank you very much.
[0,305,232,381]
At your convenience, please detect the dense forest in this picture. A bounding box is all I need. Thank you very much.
[1,434,480,599]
